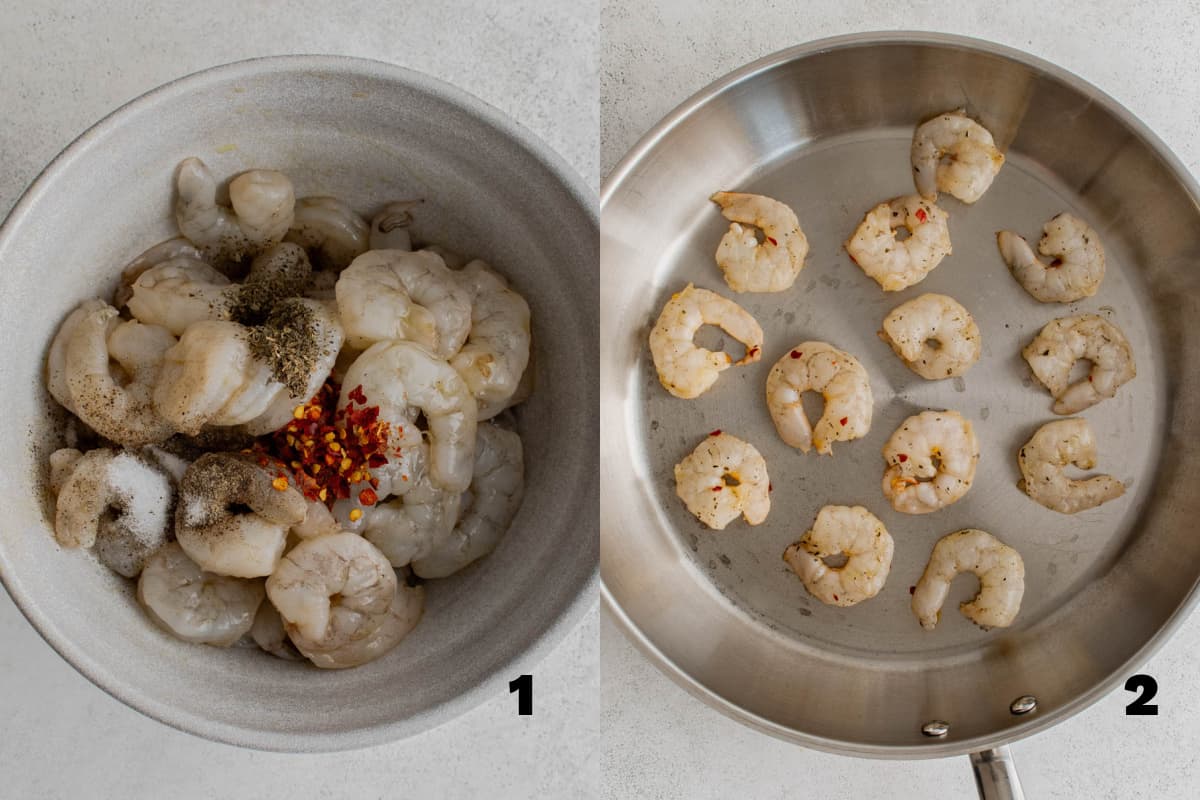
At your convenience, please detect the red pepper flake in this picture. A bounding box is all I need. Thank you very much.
[768,482,773,492]
[839,417,849,426]
[915,208,928,223]
[252,378,392,508]
[1088,375,1093,382]
[747,346,759,356]
[790,350,803,359]
[909,586,916,595]
[709,429,722,437]
[712,486,723,492]
[898,453,908,463]
[832,594,839,602]
[766,236,778,246]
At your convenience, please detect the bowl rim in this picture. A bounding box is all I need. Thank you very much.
[600,29,1200,759]
[0,53,598,753]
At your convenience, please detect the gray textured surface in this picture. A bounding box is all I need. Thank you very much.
[602,1,1200,797]
[0,2,598,797]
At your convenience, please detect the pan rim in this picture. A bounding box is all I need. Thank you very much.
[600,29,1200,759]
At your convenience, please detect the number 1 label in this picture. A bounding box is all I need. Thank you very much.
[510,674,532,715]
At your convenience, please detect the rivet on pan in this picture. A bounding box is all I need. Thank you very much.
[922,720,950,737]
[1010,695,1038,715]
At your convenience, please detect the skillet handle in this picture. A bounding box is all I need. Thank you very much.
[969,746,1025,800]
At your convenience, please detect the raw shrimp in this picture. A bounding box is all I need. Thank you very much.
[285,196,369,270]
[879,293,981,380]
[449,260,532,419]
[47,300,106,414]
[369,201,420,251]
[175,453,307,578]
[242,299,344,435]
[882,410,979,514]
[339,341,478,492]
[153,320,277,434]
[911,109,1005,203]
[709,191,809,292]
[1018,418,1126,514]
[912,529,1025,630]
[782,505,894,607]
[1023,314,1135,414]
[48,448,83,494]
[648,283,763,399]
[265,532,423,669]
[250,601,303,661]
[844,195,952,291]
[674,432,770,530]
[174,157,295,262]
[412,423,524,578]
[291,497,343,540]
[765,342,873,454]
[125,257,233,335]
[138,542,265,646]
[335,249,472,357]
[65,303,177,446]
[332,443,428,532]
[362,443,460,567]
[997,213,1104,303]
[116,236,204,307]
[53,450,172,571]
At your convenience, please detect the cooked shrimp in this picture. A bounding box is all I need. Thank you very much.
[648,283,763,399]
[339,341,477,492]
[844,195,952,291]
[285,196,369,270]
[1018,418,1126,514]
[1023,314,1136,414]
[709,191,809,292]
[335,249,472,357]
[265,532,423,669]
[242,299,344,435]
[882,410,979,514]
[250,601,303,661]
[115,236,204,307]
[153,320,277,434]
[54,449,172,569]
[174,453,307,578]
[879,293,981,380]
[911,109,1005,203]
[765,342,872,454]
[369,201,420,251]
[782,505,894,607]
[65,303,177,446]
[412,423,525,578]
[997,213,1105,303]
[912,529,1025,630]
[125,257,233,335]
[450,260,532,419]
[174,157,294,261]
[674,432,770,530]
[138,542,265,646]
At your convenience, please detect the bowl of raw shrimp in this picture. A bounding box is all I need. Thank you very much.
[0,55,597,750]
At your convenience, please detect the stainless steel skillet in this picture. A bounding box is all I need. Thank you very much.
[600,32,1200,796]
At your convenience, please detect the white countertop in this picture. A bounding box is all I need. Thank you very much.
[0,2,598,798]
[601,1,1200,797]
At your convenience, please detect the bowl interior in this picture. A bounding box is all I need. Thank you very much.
[0,56,597,750]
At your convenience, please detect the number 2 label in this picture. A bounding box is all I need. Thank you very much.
[1125,674,1158,715]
